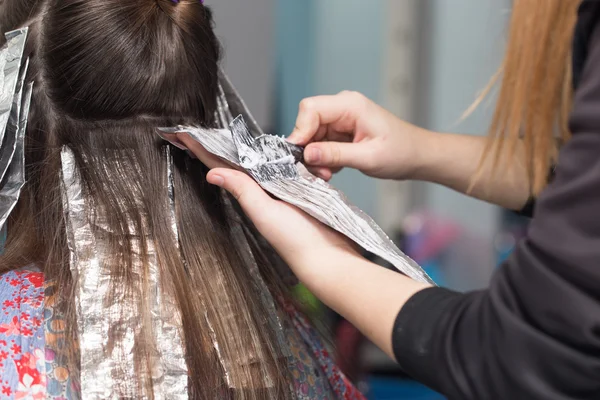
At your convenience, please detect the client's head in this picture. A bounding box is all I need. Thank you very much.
[41,0,220,122]
[0,1,295,398]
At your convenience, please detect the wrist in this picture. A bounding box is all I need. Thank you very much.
[399,127,443,182]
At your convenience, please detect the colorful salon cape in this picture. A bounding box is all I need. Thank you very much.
[0,269,364,399]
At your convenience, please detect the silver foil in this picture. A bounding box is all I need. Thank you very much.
[0,28,28,146]
[150,149,189,399]
[61,147,134,398]
[0,28,29,230]
[62,148,191,399]
[0,80,31,230]
[159,74,434,285]
[0,57,28,184]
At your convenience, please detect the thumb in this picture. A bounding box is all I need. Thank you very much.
[206,168,274,222]
[304,141,369,170]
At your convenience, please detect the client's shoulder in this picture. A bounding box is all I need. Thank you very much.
[0,268,44,299]
[0,268,45,335]
[0,269,46,398]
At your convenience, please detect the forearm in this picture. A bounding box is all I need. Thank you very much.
[413,131,530,210]
[294,251,430,359]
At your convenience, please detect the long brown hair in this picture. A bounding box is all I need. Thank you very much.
[477,0,581,196]
[0,0,297,398]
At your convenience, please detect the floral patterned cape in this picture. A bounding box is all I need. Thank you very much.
[0,270,365,400]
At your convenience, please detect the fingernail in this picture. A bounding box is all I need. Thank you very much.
[305,148,321,164]
[286,135,299,145]
[208,174,224,187]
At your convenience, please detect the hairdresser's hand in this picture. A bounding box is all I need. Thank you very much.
[204,167,430,363]
[288,91,434,181]
[205,168,361,278]
[179,133,360,276]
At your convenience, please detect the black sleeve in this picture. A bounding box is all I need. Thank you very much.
[515,165,555,218]
[392,14,600,400]
[515,197,536,218]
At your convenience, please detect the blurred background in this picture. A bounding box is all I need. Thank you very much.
[206,1,527,398]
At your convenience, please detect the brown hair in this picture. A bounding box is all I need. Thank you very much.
[0,0,297,398]
[476,0,581,196]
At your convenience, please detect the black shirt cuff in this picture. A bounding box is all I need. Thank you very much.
[515,165,556,218]
[392,287,463,391]
[516,198,536,217]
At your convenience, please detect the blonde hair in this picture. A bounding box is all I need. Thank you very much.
[476,0,581,196]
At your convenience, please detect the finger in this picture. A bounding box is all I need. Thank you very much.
[206,169,277,225]
[303,141,369,169]
[313,124,329,143]
[178,133,231,170]
[325,130,354,143]
[288,92,367,145]
[308,166,334,181]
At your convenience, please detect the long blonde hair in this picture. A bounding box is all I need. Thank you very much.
[477,0,581,196]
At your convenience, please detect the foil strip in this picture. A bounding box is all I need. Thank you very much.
[0,28,29,230]
[62,148,167,398]
[61,147,127,399]
[61,147,112,398]
[148,149,189,399]
[158,74,434,284]
[0,80,32,230]
[0,58,28,184]
[0,28,28,147]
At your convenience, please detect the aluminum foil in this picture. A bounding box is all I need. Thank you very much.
[150,148,189,398]
[61,148,192,399]
[0,80,31,230]
[158,74,434,285]
[0,28,29,230]
[0,57,28,184]
[61,147,133,399]
[0,28,28,146]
